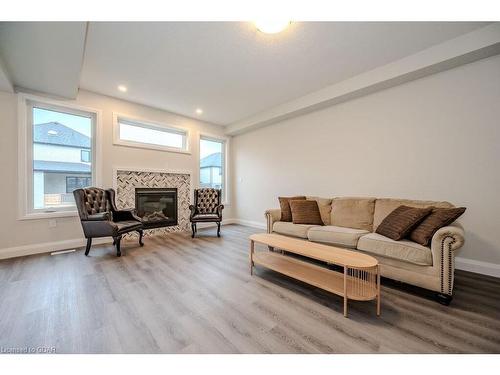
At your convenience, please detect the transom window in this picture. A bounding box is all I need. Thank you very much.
[114,115,189,153]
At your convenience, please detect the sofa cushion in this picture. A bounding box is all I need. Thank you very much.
[357,233,432,266]
[373,198,453,231]
[306,196,332,225]
[273,221,319,239]
[290,200,324,225]
[278,196,306,222]
[410,207,466,246]
[308,225,369,248]
[375,205,432,241]
[330,197,376,231]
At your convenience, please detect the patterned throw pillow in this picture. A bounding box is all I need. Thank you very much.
[409,207,466,246]
[376,205,432,241]
[278,196,306,222]
[290,200,324,225]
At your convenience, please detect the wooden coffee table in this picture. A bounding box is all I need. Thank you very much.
[249,233,380,317]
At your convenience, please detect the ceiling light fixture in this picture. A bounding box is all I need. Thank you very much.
[195,108,203,115]
[254,19,291,34]
[117,85,128,92]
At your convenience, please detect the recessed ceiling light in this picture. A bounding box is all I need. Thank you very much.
[195,108,203,115]
[48,130,58,135]
[254,20,291,34]
[117,85,128,92]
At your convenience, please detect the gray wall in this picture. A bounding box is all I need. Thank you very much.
[232,54,500,265]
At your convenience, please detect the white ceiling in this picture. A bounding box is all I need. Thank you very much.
[80,22,487,125]
[0,22,86,98]
[0,22,490,125]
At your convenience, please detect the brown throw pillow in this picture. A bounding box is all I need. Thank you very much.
[278,196,306,222]
[376,205,432,241]
[409,207,466,246]
[290,200,324,225]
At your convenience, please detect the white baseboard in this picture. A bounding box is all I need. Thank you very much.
[3,224,498,279]
[0,221,241,260]
[230,218,266,230]
[0,237,112,260]
[198,218,265,230]
[196,218,237,229]
[455,256,500,278]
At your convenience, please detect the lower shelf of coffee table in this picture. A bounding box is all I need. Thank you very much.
[252,251,377,301]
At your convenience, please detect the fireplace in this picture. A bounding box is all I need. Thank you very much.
[135,188,178,229]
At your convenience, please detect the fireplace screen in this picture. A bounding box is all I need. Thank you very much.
[135,188,178,229]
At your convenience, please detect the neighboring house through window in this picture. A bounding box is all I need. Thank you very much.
[199,135,227,201]
[28,101,96,213]
[81,149,91,162]
[66,176,92,193]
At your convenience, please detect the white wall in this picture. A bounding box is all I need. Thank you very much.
[232,54,500,265]
[0,89,231,252]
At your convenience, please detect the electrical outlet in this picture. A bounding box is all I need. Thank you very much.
[48,219,57,228]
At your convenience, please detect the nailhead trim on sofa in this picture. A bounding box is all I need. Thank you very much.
[440,235,456,295]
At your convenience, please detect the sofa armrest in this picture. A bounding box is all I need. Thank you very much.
[430,223,465,296]
[431,223,465,251]
[264,209,281,234]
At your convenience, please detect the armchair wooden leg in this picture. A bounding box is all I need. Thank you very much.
[114,236,122,257]
[85,238,92,256]
[137,229,144,246]
[191,223,195,238]
[217,222,221,237]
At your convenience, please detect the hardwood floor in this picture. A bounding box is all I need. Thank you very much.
[0,224,499,354]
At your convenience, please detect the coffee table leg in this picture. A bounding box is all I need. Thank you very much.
[250,240,254,275]
[377,266,381,316]
[343,266,348,318]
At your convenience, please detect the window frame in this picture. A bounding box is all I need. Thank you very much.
[199,133,230,205]
[18,93,102,220]
[113,113,190,154]
[80,149,91,163]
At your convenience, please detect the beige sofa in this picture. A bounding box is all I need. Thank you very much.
[265,197,465,304]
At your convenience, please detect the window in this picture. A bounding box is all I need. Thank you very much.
[25,99,96,214]
[66,176,92,193]
[199,135,226,201]
[114,115,189,153]
[81,149,91,162]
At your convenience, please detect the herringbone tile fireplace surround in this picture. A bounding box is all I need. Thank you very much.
[115,169,191,236]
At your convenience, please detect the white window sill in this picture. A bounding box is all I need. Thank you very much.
[18,211,79,221]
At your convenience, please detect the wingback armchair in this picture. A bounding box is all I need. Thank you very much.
[73,187,144,257]
[189,188,224,238]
